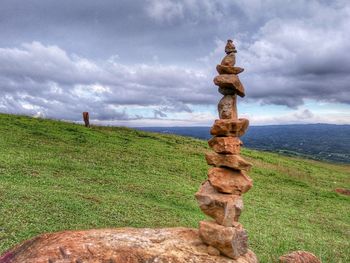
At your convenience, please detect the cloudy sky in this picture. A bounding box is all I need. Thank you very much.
[1,0,349,126]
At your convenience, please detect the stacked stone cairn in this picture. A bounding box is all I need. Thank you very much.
[195,40,254,259]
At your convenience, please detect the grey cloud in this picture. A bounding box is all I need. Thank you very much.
[0,0,349,123]
[154,110,167,118]
[294,109,314,119]
[235,1,350,107]
[0,42,213,121]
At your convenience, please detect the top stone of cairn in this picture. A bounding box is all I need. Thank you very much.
[225,39,237,54]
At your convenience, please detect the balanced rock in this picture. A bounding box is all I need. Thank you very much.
[225,39,237,54]
[210,118,249,137]
[208,137,242,154]
[218,95,237,119]
[216,65,244,75]
[0,227,258,263]
[195,181,243,226]
[208,167,253,194]
[214,74,245,97]
[221,53,236,67]
[206,152,252,171]
[199,221,249,260]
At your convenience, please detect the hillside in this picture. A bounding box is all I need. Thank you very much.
[0,113,349,262]
[138,124,350,163]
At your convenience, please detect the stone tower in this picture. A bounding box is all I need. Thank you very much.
[195,39,256,260]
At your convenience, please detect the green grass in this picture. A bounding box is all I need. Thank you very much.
[0,113,349,262]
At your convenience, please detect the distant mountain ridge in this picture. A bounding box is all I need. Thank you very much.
[137,124,350,163]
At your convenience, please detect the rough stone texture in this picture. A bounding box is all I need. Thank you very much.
[206,153,252,171]
[199,221,249,260]
[208,167,253,194]
[210,119,249,137]
[335,188,350,196]
[208,137,242,154]
[195,181,243,226]
[218,87,238,96]
[214,74,245,97]
[216,65,244,75]
[279,251,321,263]
[221,53,236,67]
[225,40,237,54]
[207,246,221,256]
[218,95,238,119]
[0,228,259,263]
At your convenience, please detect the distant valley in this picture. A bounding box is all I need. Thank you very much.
[137,124,350,164]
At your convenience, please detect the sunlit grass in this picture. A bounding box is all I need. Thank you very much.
[0,113,349,262]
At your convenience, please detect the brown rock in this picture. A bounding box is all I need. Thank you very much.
[82,112,90,127]
[206,153,252,171]
[214,74,245,97]
[208,167,253,194]
[216,65,244,75]
[225,39,237,54]
[210,118,249,137]
[218,87,237,96]
[195,181,243,226]
[0,227,258,263]
[335,188,350,196]
[208,137,242,154]
[207,246,221,256]
[221,53,236,67]
[279,251,321,263]
[218,95,237,119]
[199,221,248,259]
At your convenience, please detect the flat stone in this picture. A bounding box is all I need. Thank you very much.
[208,137,242,154]
[195,181,243,226]
[206,153,252,171]
[0,227,258,263]
[214,74,245,97]
[208,167,253,194]
[199,221,249,260]
[218,95,237,119]
[210,119,249,137]
[221,53,236,67]
[216,65,244,75]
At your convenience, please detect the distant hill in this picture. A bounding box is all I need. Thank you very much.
[0,113,349,262]
[138,124,350,163]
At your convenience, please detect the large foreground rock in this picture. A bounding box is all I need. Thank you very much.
[0,228,258,263]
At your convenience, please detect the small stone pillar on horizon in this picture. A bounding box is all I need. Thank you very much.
[83,112,90,127]
[195,39,256,260]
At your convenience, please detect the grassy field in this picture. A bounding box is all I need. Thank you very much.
[0,113,349,262]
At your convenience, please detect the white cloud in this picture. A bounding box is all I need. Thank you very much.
[0,41,214,122]
[146,0,184,22]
